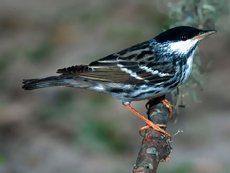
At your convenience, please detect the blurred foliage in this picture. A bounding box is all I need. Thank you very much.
[159,162,195,173]
[0,40,54,77]
[0,51,18,92]
[168,0,229,28]
[77,118,128,153]
[27,41,54,63]
[165,0,229,108]
[35,90,118,152]
[159,162,230,173]
[88,94,110,109]
[108,25,149,44]
[0,154,6,164]
[0,52,15,74]
[111,169,129,173]
[37,91,75,122]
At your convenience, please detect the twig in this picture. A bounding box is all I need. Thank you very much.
[133,97,172,173]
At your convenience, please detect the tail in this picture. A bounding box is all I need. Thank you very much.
[22,75,72,90]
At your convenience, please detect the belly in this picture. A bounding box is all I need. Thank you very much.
[107,83,170,102]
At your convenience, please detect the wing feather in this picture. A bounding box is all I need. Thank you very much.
[57,40,177,85]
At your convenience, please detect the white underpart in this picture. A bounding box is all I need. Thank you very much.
[168,38,198,55]
[182,50,196,83]
[131,84,167,99]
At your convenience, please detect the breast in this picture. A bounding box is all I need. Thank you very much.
[181,52,195,83]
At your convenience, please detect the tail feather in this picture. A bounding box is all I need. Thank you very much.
[22,76,72,90]
[22,75,96,90]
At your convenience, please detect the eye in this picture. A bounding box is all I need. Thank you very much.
[181,35,187,41]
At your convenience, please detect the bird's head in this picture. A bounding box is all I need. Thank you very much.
[154,26,216,56]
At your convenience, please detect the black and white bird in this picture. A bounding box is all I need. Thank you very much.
[22,26,216,137]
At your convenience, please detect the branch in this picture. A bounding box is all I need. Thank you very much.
[133,97,172,173]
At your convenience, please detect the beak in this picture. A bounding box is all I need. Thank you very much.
[193,30,217,40]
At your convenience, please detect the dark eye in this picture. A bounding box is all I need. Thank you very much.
[181,35,187,41]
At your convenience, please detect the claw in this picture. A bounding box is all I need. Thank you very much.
[139,124,170,137]
[123,104,171,138]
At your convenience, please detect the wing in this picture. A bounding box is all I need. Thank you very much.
[57,41,176,85]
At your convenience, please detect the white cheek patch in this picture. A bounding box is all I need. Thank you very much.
[168,39,198,55]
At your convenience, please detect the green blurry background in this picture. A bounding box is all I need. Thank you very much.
[0,0,230,173]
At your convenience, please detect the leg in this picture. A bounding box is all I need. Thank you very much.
[160,98,173,116]
[123,103,171,137]
[139,125,166,136]
[146,96,173,117]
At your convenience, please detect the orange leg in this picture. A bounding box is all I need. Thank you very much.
[139,125,167,136]
[123,104,171,137]
[160,99,173,116]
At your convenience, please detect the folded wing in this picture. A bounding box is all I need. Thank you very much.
[57,41,176,85]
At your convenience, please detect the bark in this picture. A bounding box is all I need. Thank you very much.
[133,98,172,173]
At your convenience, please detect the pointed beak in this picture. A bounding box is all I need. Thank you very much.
[193,30,217,40]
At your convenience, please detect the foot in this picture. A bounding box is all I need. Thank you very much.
[139,124,170,137]
[123,103,171,138]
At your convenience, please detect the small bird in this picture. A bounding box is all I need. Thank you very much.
[22,26,216,137]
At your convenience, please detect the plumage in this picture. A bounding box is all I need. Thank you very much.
[22,26,216,137]
[57,41,176,86]
[23,26,216,104]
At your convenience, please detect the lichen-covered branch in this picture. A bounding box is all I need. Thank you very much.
[133,98,172,173]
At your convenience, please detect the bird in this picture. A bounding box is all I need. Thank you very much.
[22,26,216,138]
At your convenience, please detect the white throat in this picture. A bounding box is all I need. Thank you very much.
[168,39,199,55]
